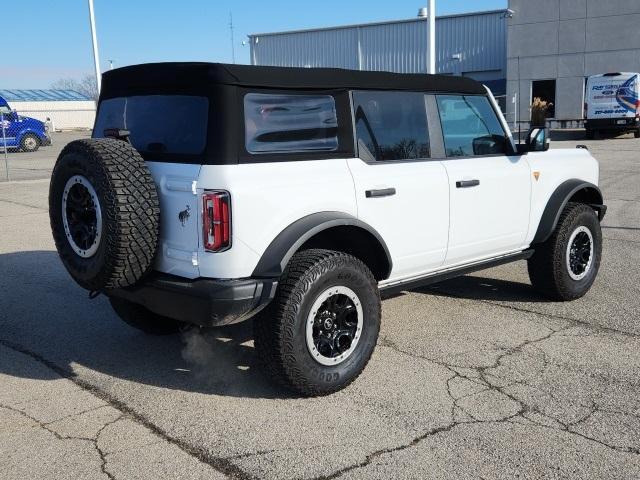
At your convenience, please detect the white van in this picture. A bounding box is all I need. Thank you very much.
[585,72,640,139]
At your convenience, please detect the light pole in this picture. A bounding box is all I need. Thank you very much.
[88,0,102,93]
[427,0,436,74]
[418,1,436,74]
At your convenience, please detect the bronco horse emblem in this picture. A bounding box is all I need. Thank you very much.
[178,205,191,226]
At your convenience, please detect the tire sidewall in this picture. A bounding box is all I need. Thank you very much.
[21,134,39,152]
[50,151,111,290]
[287,260,380,392]
[557,207,602,297]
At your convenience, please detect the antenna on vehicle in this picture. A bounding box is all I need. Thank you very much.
[229,12,236,64]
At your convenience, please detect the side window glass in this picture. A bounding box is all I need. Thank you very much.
[436,95,507,157]
[352,91,429,161]
[244,93,338,154]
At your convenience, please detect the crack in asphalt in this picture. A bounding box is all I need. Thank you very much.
[0,338,256,480]
[603,236,640,245]
[316,421,463,480]
[0,197,48,211]
[2,280,638,480]
[431,287,640,340]
[0,403,123,480]
[314,295,640,479]
[42,404,111,427]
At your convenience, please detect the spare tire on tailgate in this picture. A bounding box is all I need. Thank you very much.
[49,138,160,291]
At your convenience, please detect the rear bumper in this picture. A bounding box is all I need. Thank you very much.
[107,273,278,327]
[586,118,639,131]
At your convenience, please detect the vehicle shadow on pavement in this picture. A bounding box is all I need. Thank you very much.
[0,250,293,400]
[414,274,549,304]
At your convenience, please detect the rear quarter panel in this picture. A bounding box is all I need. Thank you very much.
[197,159,357,278]
[525,148,599,245]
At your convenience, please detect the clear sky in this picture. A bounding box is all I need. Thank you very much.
[5,0,506,89]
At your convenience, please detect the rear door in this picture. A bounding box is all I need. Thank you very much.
[93,94,209,278]
[347,91,450,283]
[435,94,531,266]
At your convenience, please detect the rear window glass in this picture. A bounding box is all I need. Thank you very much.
[93,95,208,155]
[352,91,430,161]
[244,93,338,154]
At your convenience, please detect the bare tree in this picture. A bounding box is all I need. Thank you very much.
[50,74,98,102]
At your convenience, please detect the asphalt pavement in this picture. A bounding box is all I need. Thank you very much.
[0,131,90,182]
[0,133,638,479]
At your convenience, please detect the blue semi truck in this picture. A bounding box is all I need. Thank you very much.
[0,95,51,152]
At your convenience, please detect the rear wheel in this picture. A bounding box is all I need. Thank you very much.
[254,249,381,396]
[20,133,40,152]
[109,297,186,335]
[585,129,595,140]
[634,128,640,139]
[528,203,602,301]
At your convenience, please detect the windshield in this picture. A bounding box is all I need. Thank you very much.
[93,95,209,156]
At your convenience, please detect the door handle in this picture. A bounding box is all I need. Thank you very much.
[365,188,396,198]
[456,179,480,188]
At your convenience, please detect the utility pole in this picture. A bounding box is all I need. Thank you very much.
[427,0,436,74]
[88,0,102,93]
[229,12,236,64]
[1,113,8,181]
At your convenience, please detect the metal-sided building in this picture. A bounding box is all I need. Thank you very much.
[0,89,96,131]
[248,9,508,97]
[507,0,640,128]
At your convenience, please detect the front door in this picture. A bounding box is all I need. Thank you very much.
[347,91,450,283]
[435,94,531,266]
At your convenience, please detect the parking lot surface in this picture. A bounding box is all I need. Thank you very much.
[0,134,639,479]
[0,131,90,182]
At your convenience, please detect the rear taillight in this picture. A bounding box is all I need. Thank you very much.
[202,191,230,252]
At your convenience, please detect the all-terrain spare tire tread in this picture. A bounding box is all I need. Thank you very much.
[254,249,380,396]
[49,138,160,290]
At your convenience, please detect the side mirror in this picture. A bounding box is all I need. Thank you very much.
[525,127,549,152]
[472,135,499,155]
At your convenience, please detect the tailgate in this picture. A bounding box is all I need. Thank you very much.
[146,161,201,279]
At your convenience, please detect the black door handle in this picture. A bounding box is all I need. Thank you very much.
[456,179,480,188]
[365,188,396,198]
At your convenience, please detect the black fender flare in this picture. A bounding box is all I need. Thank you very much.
[251,211,392,279]
[532,179,605,244]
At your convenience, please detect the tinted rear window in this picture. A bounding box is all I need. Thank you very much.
[244,93,338,154]
[352,91,430,161]
[93,95,208,156]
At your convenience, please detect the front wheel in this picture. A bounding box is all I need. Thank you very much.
[254,249,381,396]
[20,133,40,152]
[528,203,602,301]
[634,128,640,139]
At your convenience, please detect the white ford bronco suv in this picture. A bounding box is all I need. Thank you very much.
[49,63,606,396]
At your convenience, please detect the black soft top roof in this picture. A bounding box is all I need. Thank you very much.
[100,62,486,98]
